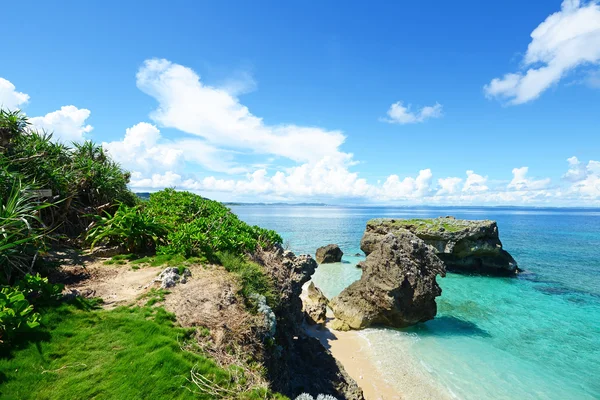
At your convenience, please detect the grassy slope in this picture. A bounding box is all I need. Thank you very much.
[0,300,243,400]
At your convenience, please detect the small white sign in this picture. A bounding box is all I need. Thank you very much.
[29,189,53,198]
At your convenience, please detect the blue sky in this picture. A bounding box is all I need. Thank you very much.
[1,0,599,205]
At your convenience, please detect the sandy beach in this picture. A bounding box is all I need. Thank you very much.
[306,321,454,400]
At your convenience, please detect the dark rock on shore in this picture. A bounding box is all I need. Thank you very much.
[303,282,328,326]
[330,231,446,330]
[316,244,343,264]
[253,246,363,399]
[361,217,518,275]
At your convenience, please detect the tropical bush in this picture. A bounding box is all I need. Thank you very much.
[0,109,137,237]
[0,274,64,345]
[147,189,282,258]
[0,285,40,344]
[15,273,63,306]
[86,203,166,253]
[0,180,52,283]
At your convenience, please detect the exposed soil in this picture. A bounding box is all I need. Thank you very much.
[48,250,163,309]
[163,265,258,349]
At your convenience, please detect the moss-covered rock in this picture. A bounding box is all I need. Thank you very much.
[361,217,518,275]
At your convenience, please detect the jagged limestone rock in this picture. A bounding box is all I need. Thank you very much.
[154,267,191,289]
[315,244,343,264]
[361,217,518,275]
[303,282,328,326]
[330,232,446,330]
[254,245,364,399]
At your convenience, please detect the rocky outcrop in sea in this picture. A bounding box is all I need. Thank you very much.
[361,217,518,275]
[330,231,446,330]
[316,244,343,264]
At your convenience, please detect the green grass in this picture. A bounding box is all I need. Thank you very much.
[139,288,170,306]
[130,254,207,268]
[216,252,279,309]
[0,300,277,399]
[373,217,467,234]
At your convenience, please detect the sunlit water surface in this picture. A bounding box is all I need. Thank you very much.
[231,205,600,400]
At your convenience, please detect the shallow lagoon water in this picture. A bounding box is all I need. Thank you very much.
[231,205,600,399]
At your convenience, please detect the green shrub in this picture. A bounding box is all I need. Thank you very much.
[86,204,167,253]
[0,273,63,344]
[0,286,40,344]
[0,109,137,238]
[147,189,282,258]
[15,273,63,306]
[0,180,52,283]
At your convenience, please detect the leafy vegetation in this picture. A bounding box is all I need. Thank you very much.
[0,274,62,344]
[0,108,288,398]
[87,189,282,259]
[0,109,136,239]
[147,189,282,258]
[0,301,282,400]
[0,286,40,344]
[86,203,166,253]
[216,252,279,308]
[0,181,53,283]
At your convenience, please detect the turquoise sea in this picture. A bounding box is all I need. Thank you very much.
[231,205,600,400]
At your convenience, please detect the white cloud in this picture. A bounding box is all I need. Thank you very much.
[565,157,600,198]
[508,167,551,190]
[437,177,463,195]
[380,169,433,199]
[29,105,93,142]
[139,154,374,199]
[129,171,183,188]
[563,156,588,181]
[135,58,348,164]
[383,101,443,124]
[484,0,600,104]
[103,122,244,175]
[463,170,489,193]
[0,78,29,110]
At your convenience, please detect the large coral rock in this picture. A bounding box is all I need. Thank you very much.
[315,244,343,264]
[361,217,518,275]
[303,282,328,326]
[330,231,446,330]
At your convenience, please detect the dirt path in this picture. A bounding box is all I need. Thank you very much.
[54,257,162,308]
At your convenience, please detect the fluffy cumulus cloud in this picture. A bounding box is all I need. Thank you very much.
[0,78,30,110]
[436,177,463,195]
[564,157,600,198]
[485,0,600,104]
[29,106,93,142]
[462,170,489,193]
[508,167,551,190]
[383,101,443,124]
[103,122,242,175]
[135,58,348,163]
[380,169,433,200]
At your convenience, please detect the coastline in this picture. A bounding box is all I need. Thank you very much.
[305,318,454,400]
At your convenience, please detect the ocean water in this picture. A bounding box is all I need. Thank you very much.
[230,205,600,400]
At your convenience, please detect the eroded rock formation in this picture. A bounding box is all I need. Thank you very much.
[361,217,518,275]
[330,231,446,330]
[253,246,364,400]
[315,244,343,264]
[303,281,328,326]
